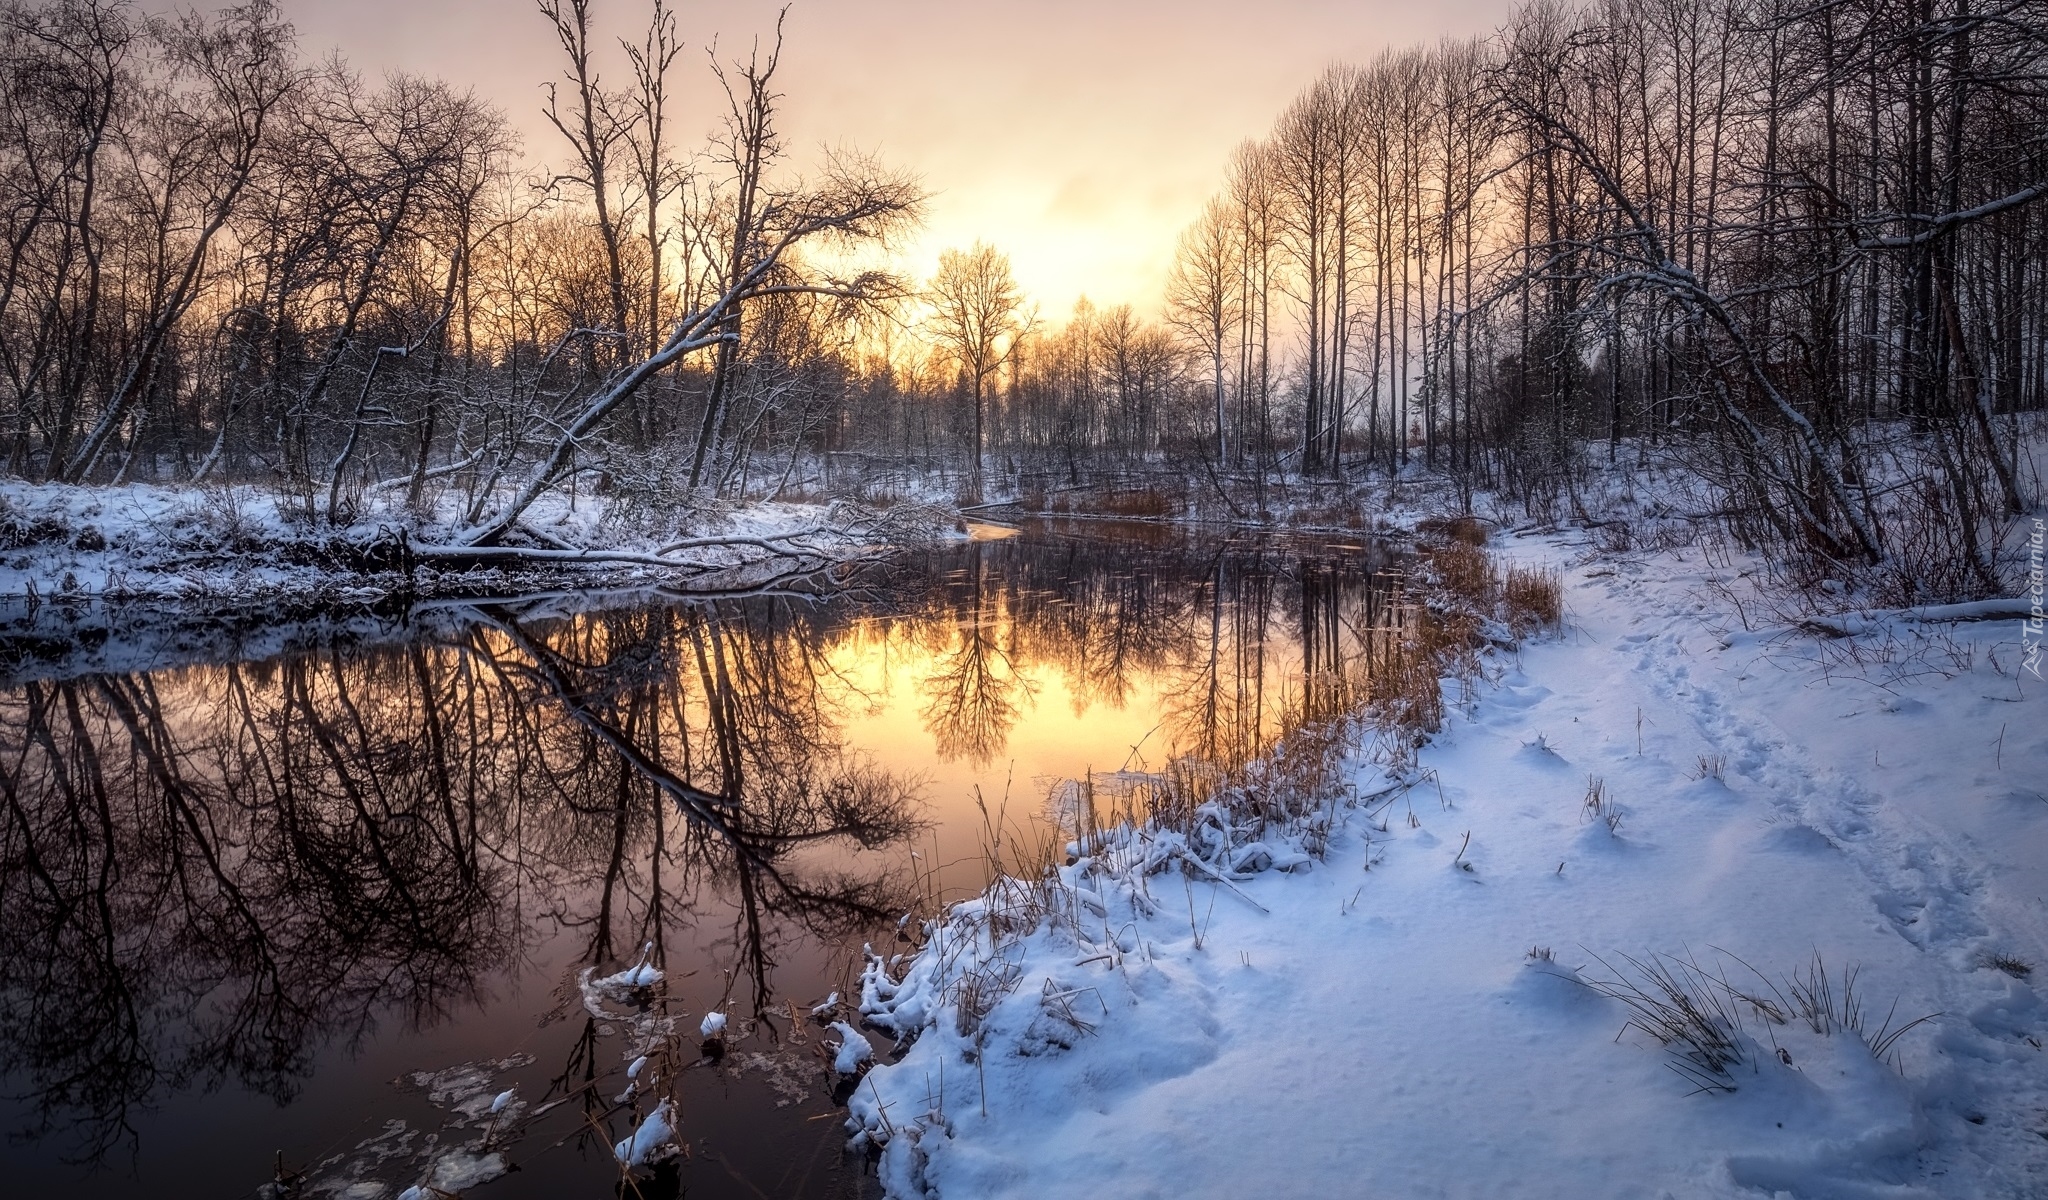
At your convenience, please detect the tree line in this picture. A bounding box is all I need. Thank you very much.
[2,0,2042,595]
[940,0,2046,599]
[0,0,917,543]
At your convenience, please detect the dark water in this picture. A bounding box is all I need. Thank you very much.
[0,518,1405,1199]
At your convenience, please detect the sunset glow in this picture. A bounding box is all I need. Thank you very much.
[273,0,1518,313]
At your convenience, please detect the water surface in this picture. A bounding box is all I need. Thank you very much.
[0,518,1405,1198]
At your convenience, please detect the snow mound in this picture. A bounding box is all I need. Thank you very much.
[828,1021,873,1075]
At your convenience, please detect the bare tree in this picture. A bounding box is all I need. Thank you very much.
[1165,196,1241,463]
[623,0,684,360]
[926,241,1028,498]
[688,12,787,490]
[456,152,921,545]
[538,0,632,351]
[58,0,297,482]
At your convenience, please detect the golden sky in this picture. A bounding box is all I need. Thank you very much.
[280,0,1518,315]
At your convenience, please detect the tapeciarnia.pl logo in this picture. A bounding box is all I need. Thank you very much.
[2026,517,2044,680]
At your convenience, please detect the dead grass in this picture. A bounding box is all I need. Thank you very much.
[1578,950,1750,1092]
[1581,775,1621,832]
[1502,564,1563,633]
[1423,537,1497,609]
[1417,517,1561,648]
[1575,947,1941,1092]
[1417,513,1489,546]
[1099,487,1176,517]
[1770,952,1941,1064]
[952,958,1022,1037]
[1376,629,1447,742]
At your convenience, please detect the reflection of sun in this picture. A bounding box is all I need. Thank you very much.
[817,617,1168,870]
[797,547,1401,899]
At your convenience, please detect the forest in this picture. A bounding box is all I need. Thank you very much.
[0,0,2040,599]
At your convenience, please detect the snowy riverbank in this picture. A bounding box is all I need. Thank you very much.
[0,480,953,599]
[848,526,2048,1198]
[0,480,957,681]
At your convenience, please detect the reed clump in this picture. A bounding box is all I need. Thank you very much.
[1502,564,1563,633]
[1368,616,1446,740]
[1572,948,1940,1094]
[1418,515,1554,644]
[1423,537,1497,609]
[1417,513,1489,546]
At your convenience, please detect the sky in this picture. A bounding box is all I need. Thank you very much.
[270,0,1519,317]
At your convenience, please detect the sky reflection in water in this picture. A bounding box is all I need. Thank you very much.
[0,519,1403,1198]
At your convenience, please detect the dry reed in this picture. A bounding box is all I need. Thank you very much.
[1502,564,1563,632]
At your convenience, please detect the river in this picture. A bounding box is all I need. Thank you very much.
[0,517,1406,1199]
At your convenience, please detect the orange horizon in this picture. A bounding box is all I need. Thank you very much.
[228,0,1521,319]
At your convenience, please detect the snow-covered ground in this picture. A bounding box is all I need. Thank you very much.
[849,527,2048,1198]
[0,479,942,600]
[0,479,955,682]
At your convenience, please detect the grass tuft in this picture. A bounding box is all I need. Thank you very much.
[1577,947,1942,1091]
[1577,949,1748,1094]
[1581,775,1620,834]
[1502,564,1563,633]
[1778,951,1941,1062]
[1417,513,1489,546]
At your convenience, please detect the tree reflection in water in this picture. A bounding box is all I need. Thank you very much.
[0,596,927,1184]
[0,520,1403,1197]
[918,544,1034,765]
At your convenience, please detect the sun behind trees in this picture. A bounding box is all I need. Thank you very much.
[932,0,2038,601]
[1137,0,2045,600]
